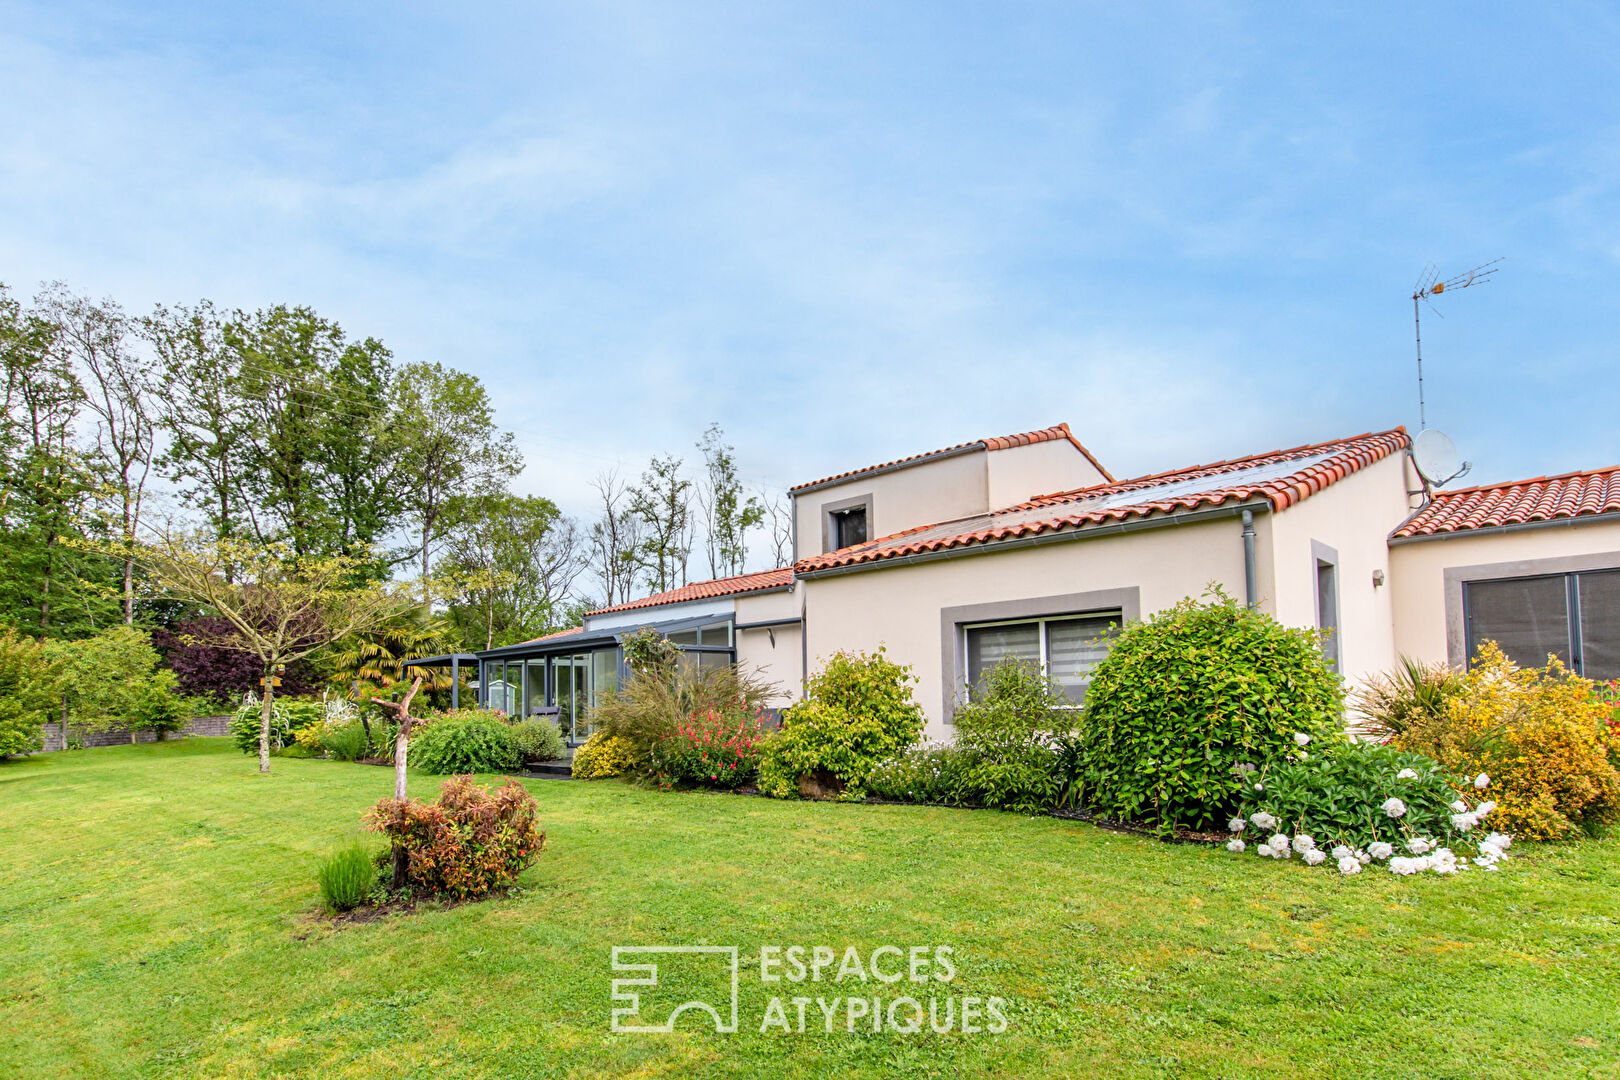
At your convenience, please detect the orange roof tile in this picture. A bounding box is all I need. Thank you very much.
[788,422,1112,492]
[586,567,794,616]
[796,428,1409,573]
[1392,465,1620,539]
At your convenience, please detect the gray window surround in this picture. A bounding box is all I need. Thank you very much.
[821,492,875,554]
[939,587,1140,724]
[1442,549,1620,668]
[1311,539,1342,670]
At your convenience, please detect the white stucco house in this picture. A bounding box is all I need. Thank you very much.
[462,422,1620,742]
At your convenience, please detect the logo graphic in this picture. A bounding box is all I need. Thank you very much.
[610,946,740,1033]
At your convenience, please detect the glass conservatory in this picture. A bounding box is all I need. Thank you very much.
[475,615,736,743]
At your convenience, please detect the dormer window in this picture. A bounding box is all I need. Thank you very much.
[832,505,867,549]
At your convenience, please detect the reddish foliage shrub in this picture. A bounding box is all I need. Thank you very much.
[153,616,317,703]
[367,776,545,899]
[649,707,768,789]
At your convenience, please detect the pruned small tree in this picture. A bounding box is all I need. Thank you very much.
[372,673,424,887]
[128,529,425,773]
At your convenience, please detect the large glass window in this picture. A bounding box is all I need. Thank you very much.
[1464,568,1620,678]
[964,612,1118,705]
[525,659,547,718]
[1466,575,1571,671]
[1578,570,1620,680]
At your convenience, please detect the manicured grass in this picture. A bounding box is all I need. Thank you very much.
[2,739,1618,1080]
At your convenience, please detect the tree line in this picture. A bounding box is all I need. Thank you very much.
[0,279,791,660]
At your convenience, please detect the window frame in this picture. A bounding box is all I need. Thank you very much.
[959,610,1120,708]
[1460,568,1618,676]
[1311,540,1342,671]
[820,492,875,553]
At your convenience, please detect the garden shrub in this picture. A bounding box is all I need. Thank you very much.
[1353,656,1463,741]
[571,730,637,779]
[950,659,1074,813]
[510,718,566,762]
[367,776,545,900]
[866,743,968,805]
[1073,589,1344,832]
[229,694,295,754]
[0,629,61,757]
[317,843,378,911]
[1236,742,1472,852]
[648,708,768,789]
[320,721,373,762]
[1395,643,1620,840]
[410,711,521,775]
[756,648,925,800]
[591,660,777,771]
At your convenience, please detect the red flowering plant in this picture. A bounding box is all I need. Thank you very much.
[649,704,769,789]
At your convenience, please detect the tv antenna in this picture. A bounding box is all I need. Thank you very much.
[1412,258,1501,429]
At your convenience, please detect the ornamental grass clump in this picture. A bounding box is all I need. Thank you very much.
[367,775,544,900]
[316,843,378,911]
[1073,589,1343,832]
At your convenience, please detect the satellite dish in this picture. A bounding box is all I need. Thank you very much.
[1412,428,1470,487]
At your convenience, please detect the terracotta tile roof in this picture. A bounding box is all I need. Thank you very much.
[796,428,1409,573]
[586,567,795,616]
[788,422,1112,492]
[1392,465,1620,539]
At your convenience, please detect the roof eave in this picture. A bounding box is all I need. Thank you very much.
[796,499,1271,579]
[1389,509,1620,545]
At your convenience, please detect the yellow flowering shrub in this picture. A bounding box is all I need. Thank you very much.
[571,731,638,779]
[1396,642,1620,840]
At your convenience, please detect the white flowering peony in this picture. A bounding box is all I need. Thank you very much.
[1226,838,1246,853]
[1331,845,1353,861]
[1357,849,1372,865]
[1295,732,1311,747]
[1429,848,1460,874]
[1473,857,1499,870]
[1255,782,1265,792]
[1450,812,1477,833]
[1476,800,1497,817]
[1450,800,1468,813]
[1250,811,1277,830]
[1396,768,1419,780]
[1292,834,1316,853]
[1337,856,1362,875]
[1407,837,1433,855]
[1484,832,1512,851]
[1302,849,1327,866]
[1268,834,1292,859]
[1474,772,1490,790]
[1229,817,1247,833]
[1367,842,1394,861]
[1389,857,1419,875]
[1381,797,1407,819]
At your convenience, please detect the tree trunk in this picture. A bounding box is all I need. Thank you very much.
[259,669,276,774]
[122,554,135,625]
[388,675,422,890]
[59,698,69,751]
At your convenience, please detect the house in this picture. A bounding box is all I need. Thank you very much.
[468,424,1620,742]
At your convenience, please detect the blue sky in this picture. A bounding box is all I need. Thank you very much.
[2,2,1617,525]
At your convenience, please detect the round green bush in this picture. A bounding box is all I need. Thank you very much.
[411,713,522,775]
[1075,589,1344,831]
[757,648,925,800]
[510,718,566,762]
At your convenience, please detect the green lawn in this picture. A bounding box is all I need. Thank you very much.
[1,740,1617,1080]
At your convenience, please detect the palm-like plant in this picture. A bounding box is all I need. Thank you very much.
[327,612,458,698]
[1353,655,1464,742]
